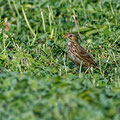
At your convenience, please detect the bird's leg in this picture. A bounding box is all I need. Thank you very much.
[84,66,90,74]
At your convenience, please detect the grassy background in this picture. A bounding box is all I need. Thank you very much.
[0,0,120,119]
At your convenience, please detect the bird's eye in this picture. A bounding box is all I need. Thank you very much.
[69,35,72,37]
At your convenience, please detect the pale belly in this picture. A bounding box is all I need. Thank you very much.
[67,42,82,65]
[67,50,82,65]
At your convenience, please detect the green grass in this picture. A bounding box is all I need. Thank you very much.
[0,0,120,119]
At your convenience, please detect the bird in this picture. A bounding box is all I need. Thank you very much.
[63,33,98,74]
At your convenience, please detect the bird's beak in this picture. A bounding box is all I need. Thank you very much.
[62,34,67,38]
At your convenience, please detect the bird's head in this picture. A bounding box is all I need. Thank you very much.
[62,33,78,43]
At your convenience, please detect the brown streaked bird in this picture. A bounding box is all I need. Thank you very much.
[63,33,98,74]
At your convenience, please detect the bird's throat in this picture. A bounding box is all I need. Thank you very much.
[68,41,79,46]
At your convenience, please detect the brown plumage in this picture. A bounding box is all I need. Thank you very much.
[63,33,98,74]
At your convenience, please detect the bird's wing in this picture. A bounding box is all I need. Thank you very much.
[75,45,97,67]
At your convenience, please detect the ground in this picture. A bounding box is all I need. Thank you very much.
[0,0,120,120]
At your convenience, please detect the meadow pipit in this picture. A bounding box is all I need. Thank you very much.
[63,33,98,74]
